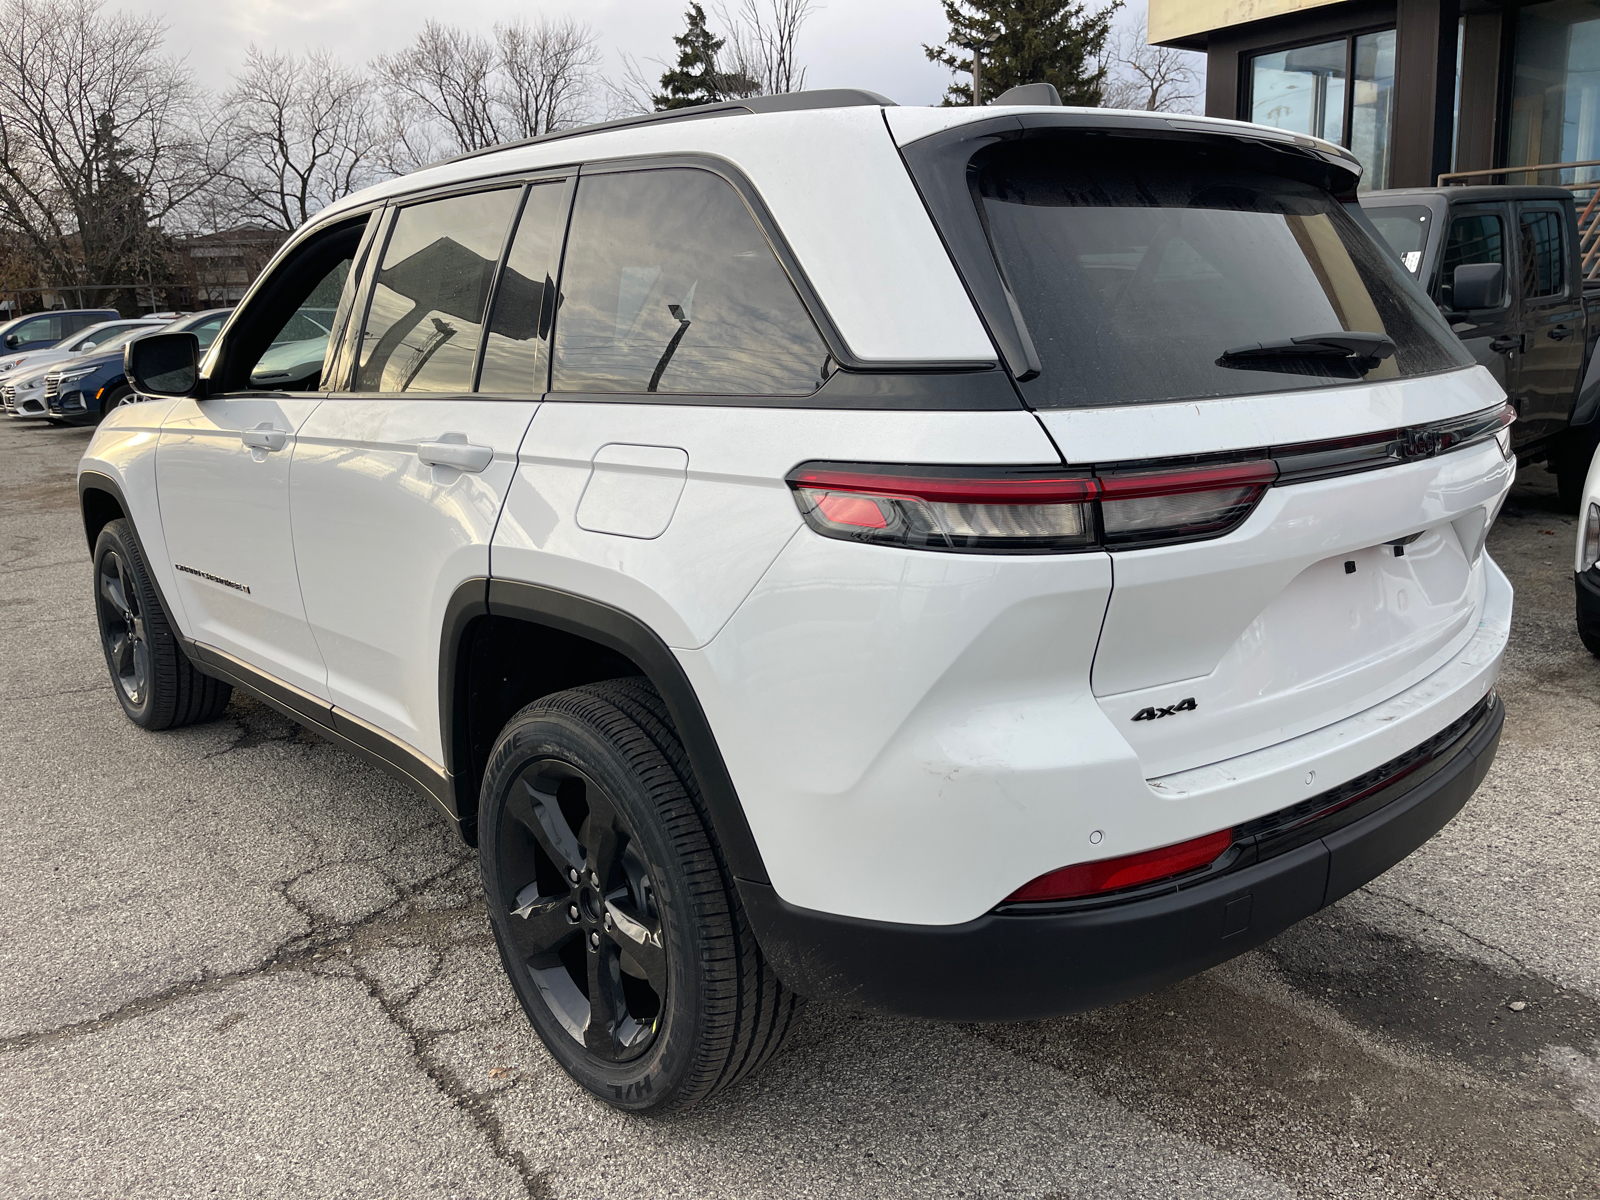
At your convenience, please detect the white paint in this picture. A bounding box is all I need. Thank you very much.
[290,397,539,762]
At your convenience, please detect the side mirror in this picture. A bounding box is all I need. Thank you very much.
[3,334,17,348]
[1452,262,1504,310]
[126,332,200,397]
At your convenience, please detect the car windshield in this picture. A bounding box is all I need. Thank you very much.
[974,140,1471,408]
[1364,205,1432,276]
[81,327,148,356]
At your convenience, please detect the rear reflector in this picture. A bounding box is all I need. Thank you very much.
[1005,829,1234,902]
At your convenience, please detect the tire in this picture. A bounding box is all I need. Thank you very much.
[1555,425,1600,514]
[93,518,232,729]
[478,678,800,1113]
[106,386,135,409]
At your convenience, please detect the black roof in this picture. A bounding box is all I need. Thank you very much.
[443,89,897,168]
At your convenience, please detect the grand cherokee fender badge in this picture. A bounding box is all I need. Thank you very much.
[175,563,251,594]
[1132,697,1197,721]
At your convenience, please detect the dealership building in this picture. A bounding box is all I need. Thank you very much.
[1151,0,1600,193]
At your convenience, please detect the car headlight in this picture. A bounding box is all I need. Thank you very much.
[1584,503,1600,573]
[56,368,96,385]
[0,355,30,373]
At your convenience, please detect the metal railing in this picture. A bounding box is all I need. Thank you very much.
[1438,159,1600,282]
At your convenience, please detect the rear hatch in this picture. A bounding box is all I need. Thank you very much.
[901,116,1511,779]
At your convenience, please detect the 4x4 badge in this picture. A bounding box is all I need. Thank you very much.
[1132,697,1197,721]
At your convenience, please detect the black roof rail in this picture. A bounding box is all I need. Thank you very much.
[440,89,897,168]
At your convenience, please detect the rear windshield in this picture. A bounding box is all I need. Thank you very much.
[976,143,1471,409]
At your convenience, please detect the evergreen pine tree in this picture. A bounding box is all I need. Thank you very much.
[924,0,1121,107]
[655,4,729,110]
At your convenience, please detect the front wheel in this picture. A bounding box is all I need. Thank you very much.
[478,679,799,1113]
[93,518,231,729]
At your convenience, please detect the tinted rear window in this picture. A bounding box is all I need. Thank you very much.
[977,143,1471,409]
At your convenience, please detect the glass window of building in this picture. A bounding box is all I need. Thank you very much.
[1249,32,1396,190]
[1510,0,1600,186]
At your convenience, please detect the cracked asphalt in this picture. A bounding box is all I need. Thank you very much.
[1,417,1597,1200]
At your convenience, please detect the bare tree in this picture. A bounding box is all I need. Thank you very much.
[0,0,214,301]
[1100,15,1201,113]
[498,17,601,139]
[714,0,815,97]
[604,1,816,115]
[376,17,601,169]
[219,46,382,231]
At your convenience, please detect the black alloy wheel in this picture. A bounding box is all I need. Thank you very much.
[96,548,149,709]
[91,519,232,730]
[479,679,800,1113]
[498,759,667,1061]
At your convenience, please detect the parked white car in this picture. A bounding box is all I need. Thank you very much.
[1,319,165,417]
[1574,446,1600,652]
[78,88,1515,1113]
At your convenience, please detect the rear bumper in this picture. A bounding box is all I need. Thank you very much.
[744,694,1502,1022]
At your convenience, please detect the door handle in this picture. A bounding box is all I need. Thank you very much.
[418,436,494,473]
[1489,336,1521,354]
[1550,324,1574,341]
[241,424,288,452]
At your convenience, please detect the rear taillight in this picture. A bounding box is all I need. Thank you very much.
[1005,829,1234,903]
[789,466,1098,553]
[788,460,1274,553]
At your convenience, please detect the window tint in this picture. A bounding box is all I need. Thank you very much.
[1438,213,1504,309]
[974,139,1470,409]
[1520,209,1564,298]
[551,169,827,396]
[356,188,520,393]
[478,182,567,394]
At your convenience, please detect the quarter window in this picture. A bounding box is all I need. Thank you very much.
[1438,213,1505,309]
[1520,210,1564,298]
[356,188,521,393]
[551,168,828,396]
[477,181,567,395]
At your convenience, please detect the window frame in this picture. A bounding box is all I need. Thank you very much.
[1245,26,1396,173]
[1435,203,1511,311]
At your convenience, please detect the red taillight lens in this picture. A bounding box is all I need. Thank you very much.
[1005,829,1234,903]
[790,466,1098,553]
[787,460,1275,553]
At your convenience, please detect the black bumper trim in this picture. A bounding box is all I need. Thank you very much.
[1575,569,1600,640]
[742,696,1502,1022]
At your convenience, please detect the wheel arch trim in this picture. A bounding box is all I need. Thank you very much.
[447,578,771,884]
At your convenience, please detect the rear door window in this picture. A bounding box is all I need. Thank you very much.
[1438,211,1506,310]
[1519,208,1564,298]
[10,315,62,348]
[355,188,521,393]
[974,140,1471,408]
[477,181,568,395]
[551,168,827,396]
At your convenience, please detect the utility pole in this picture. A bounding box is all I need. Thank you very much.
[973,46,984,105]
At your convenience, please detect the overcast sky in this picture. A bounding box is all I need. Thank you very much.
[116,0,1154,108]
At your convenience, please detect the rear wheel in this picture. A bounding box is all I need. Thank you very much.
[93,519,231,729]
[478,679,799,1113]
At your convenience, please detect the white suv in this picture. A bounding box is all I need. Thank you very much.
[79,89,1515,1112]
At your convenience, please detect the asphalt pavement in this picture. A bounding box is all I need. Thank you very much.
[0,417,1596,1199]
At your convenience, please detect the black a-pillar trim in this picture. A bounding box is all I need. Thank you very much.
[1392,0,1462,187]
